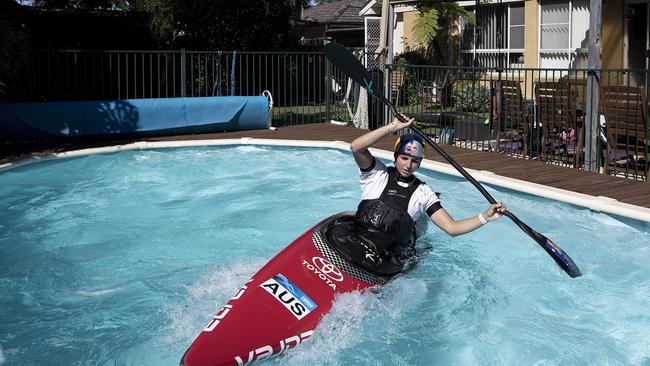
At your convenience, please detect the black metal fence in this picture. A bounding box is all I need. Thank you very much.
[8,49,329,125]
[389,64,649,181]
[4,49,648,181]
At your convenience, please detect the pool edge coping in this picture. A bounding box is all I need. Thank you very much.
[2,137,650,223]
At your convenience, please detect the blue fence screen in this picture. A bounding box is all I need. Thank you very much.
[0,96,270,141]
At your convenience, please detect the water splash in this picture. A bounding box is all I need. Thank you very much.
[161,258,268,348]
[280,290,378,365]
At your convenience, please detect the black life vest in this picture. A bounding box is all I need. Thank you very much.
[354,166,421,263]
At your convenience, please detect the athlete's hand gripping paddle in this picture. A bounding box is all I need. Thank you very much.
[324,42,581,278]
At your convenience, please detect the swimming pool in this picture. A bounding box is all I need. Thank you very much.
[1,145,649,365]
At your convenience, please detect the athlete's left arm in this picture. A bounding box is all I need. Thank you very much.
[430,203,506,237]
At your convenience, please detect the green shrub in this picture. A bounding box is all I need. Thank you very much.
[394,50,429,66]
[452,81,489,112]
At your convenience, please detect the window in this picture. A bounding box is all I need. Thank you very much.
[460,2,525,68]
[539,0,589,68]
[509,5,525,50]
[540,1,570,50]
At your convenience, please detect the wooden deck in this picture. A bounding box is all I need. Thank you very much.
[3,122,650,209]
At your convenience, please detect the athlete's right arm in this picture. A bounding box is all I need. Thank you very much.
[430,203,507,237]
[349,117,413,170]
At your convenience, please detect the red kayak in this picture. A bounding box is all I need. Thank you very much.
[180,212,398,366]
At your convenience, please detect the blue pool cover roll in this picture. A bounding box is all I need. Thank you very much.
[0,96,269,141]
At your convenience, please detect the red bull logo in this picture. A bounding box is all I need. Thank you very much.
[400,141,423,158]
[404,143,419,155]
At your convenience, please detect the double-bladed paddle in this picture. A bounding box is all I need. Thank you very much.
[324,42,582,278]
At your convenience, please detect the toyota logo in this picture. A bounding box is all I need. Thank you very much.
[312,257,343,282]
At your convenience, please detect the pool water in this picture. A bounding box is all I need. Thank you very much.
[1,146,649,366]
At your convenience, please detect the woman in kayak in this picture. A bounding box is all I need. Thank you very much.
[343,116,507,275]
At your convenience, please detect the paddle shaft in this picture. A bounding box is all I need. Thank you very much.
[385,95,538,226]
[375,89,581,277]
[323,42,581,277]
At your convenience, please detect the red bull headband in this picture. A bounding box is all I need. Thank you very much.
[394,133,425,159]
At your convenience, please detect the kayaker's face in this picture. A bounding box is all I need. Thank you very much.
[395,154,421,177]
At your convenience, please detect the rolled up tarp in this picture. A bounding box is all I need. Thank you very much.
[0,96,269,141]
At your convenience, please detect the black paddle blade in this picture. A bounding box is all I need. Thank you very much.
[324,43,375,94]
[325,43,402,119]
[542,236,582,278]
[504,212,582,277]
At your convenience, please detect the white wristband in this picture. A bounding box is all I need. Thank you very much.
[478,213,488,225]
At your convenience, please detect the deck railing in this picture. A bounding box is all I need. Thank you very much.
[388,64,648,181]
[8,49,329,125]
[4,49,648,181]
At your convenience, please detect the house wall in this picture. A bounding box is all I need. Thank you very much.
[602,0,625,69]
[394,12,406,54]
[383,0,629,68]
[394,6,422,55]
[520,0,624,69]
[402,10,420,50]
[524,0,539,68]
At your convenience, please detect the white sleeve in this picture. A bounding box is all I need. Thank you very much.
[359,158,388,200]
[413,185,440,238]
[422,185,441,214]
[408,183,441,220]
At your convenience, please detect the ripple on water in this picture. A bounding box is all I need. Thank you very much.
[1,146,649,365]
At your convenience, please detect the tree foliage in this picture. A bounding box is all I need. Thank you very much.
[31,0,308,50]
[408,2,474,65]
[412,5,440,45]
[131,0,308,50]
[33,0,127,10]
[0,0,30,96]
